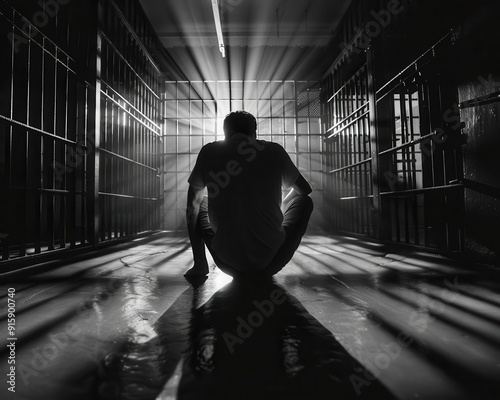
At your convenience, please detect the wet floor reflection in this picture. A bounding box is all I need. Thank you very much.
[6,236,500,399]
[97,276,396,399]
[178,279,396,400]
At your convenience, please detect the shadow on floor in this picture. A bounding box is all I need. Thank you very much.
[97,278,396,400]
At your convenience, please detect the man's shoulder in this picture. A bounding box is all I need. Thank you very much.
[260,140,286,154]
[199,140,224,154]
[202,140,224,149]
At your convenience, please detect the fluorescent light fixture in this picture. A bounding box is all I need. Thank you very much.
[211,0,225,57]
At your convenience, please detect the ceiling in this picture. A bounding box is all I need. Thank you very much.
[139,0,352,82]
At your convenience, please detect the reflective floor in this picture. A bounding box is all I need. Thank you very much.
[1,234,500,399]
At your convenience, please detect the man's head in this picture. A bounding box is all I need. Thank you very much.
[223,111,257,139]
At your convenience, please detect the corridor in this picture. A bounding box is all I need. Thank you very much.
[1,0,500,398]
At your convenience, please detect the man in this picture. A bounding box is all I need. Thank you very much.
[185,110,313,280]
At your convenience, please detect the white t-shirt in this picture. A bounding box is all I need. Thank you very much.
[188,133,300,271]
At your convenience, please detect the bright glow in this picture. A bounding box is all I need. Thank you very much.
[210,0,225,58]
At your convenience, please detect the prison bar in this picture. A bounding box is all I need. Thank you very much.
[0,0,165,261]
[378,131,437,156]
[459,91,500,109]
[321,0,466,251]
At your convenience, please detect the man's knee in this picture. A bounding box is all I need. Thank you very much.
[301,194,314,214]
[286,194,314,215]
[282,195,313,234]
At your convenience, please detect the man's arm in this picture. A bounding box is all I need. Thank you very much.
[282,174,312,209]
[186,185,208,273]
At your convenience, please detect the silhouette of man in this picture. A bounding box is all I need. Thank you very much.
[185,110,313,279]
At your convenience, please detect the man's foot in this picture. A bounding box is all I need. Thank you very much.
[184,266,209,285]
[184,266,208,278]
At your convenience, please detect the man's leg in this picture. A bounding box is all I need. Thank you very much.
[264,195,313,276]
[197,197,243,278]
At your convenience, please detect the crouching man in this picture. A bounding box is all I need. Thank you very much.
[185,111,313,280]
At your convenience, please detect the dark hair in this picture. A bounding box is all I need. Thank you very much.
[223,110,257,137]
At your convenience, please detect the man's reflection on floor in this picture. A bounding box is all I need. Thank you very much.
[97,277,396,400]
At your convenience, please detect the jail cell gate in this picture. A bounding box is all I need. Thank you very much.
[322,34,465,252]
[0,0,164,263]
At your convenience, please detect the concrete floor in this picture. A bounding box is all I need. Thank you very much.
[1,233,499,399]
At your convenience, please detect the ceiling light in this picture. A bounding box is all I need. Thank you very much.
[210,0,225,58]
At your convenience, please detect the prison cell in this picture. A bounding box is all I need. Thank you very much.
[375,32,466,252]
[0,0,91,259]
[98,0,163,242]
[0,0,164,261]
[321,0,466,253]
[1,1,500,398]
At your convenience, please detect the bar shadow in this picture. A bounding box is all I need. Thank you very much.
[95,278,396,400]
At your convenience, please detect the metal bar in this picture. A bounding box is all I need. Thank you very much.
[0,114,78,146]
[339,195,374,200]
[101,87,160,136]
[1,5,76,64]
[39,188,70,194]
[29,43,43,252]
[329,158,372,174]
[407,92,419,244]
[456,178,500,199]
[8,187,86,195]
[80,84,88,245]
[87,16,102,246]
[375,31,452,100]
[367,45,382,239]
[101,81,160,130]
[327,65,366,104]
[459,91,500,109]
[400,91,408,191]
[408,92,417,189]
[99,147,156,172]
[327,100,369,134]
[108,0,162,74]
[101,32,160,100]
[379,131,438,156]
[327,109,370,139]
[363,72,371,234]
[381,183,463,196]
